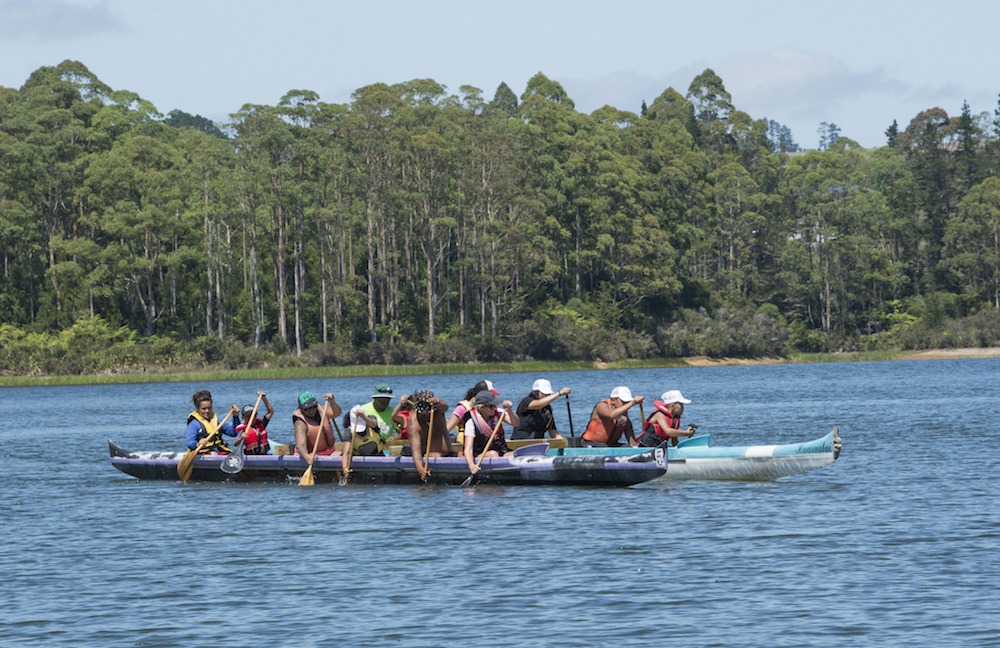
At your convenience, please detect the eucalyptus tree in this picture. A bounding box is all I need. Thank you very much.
[84,118,183,336]
[230,104,296,346]
[342,83,403,342]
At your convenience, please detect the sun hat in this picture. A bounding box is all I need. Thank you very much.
[660,390,691,405]
[412,390,435,415]
[372,383,393,399]
[610,386,634,402]
[532,379,555,395]
[473,379,500,395]
[298,391,318,409]
[474,391,503,408]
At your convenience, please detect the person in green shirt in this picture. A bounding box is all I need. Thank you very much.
[361,382,407,442]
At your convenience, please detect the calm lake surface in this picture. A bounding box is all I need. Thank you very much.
[2,359,999,647]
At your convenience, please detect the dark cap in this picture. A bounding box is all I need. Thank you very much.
[298,391,318,409]
[241,405,256,419]
[474,391,503,407]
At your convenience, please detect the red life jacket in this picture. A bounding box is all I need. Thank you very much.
[236,419,269,455]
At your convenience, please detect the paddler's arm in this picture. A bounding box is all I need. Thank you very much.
[221,405,240,436]
[527,387,571,410]
[341,438,352,475]
[259,392,274,423]
[324,393,342,419]
[407,415,427,478]
[605,394,643,420]
[390,395,409,427]
[293,418,314,465]
[186,420,203,450]
[501,400,518,427]
[463,421,478,474]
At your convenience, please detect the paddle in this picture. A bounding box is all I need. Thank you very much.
[565,395,574,438]
[335,416,351,486]
[461,410,506,488]
[638,401,645,445]
[298,403,329,486]
[178,410,234,482]
[421,408,435,480]
[222,393,263,475]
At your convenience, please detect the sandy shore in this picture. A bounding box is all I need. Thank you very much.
[682,347,1000,367]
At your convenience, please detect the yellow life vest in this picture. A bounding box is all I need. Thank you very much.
[188,410,232,454]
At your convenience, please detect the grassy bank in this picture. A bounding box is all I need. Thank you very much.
[10,347,986,388]
[0,358,693,388]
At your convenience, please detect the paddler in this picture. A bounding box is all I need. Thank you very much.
[187,390,241,454]
[637,390,697,447]
[580,386,644,447]
[510,378,570,440]
[292,391,350,477]
[462,391,516,475]
[235,390,274,455]
[407,390,451,481]
[361,382,407,442]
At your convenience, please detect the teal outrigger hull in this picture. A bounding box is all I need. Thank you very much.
[550,427,841,481]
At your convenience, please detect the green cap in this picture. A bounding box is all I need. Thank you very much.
[298,391,317,409]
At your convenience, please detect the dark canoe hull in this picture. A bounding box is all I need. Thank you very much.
[109,441,666,487]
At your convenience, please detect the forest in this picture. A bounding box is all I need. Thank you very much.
[2,60,1000,375]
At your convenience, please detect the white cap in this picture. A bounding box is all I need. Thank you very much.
[610,386,633,402]
[532,379,555,395]
[348,408,367,433]
[660,390,691,405]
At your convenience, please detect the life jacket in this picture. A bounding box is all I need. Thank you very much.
[292,407,335,455]
[188,410,232,454]
[454,399,474,444]
[470,410,510,456]
[350,426,385,456]
[363,401,399,440]
[582,399,620,444]
[236,419,269,455]
[640,412,681,447]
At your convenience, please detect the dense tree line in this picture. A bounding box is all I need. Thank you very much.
[2,60,1000,372]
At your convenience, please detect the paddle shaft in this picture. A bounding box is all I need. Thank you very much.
[639,402,645,436]
[474,411,507,469]
[565,395,574,437]
[239,393,265,449]
[422,408,435,475]
[334,416,352,480]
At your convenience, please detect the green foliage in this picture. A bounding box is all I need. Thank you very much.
[1,63,1000,378]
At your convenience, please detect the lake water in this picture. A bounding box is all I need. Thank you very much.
[2,359,999,647]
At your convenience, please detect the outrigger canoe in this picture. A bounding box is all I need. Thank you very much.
[550,427,841,482]
[108,441,666,486]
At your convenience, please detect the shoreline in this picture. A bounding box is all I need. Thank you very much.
[2,347,999,388]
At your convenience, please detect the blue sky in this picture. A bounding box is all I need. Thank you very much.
[2,0,998,149]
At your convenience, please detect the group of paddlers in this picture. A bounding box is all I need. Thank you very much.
[184,379,697,481]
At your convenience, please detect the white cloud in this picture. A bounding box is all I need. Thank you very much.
[0,1,125,40]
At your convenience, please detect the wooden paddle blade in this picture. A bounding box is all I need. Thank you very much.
[177,449,197,482]
[298,465,315,486]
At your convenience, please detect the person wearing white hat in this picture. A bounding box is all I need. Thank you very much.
[637,390,697,447]
[581,386,645,447]
[511,378,572,440]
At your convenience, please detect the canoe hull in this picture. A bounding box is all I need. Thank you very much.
[109,441,666,487]
[553,428,841,482]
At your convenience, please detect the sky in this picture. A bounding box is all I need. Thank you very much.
[2,0,999,149]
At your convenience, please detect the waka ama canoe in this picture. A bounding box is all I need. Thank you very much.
[550,427,841,481]
[108,440,666,486]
